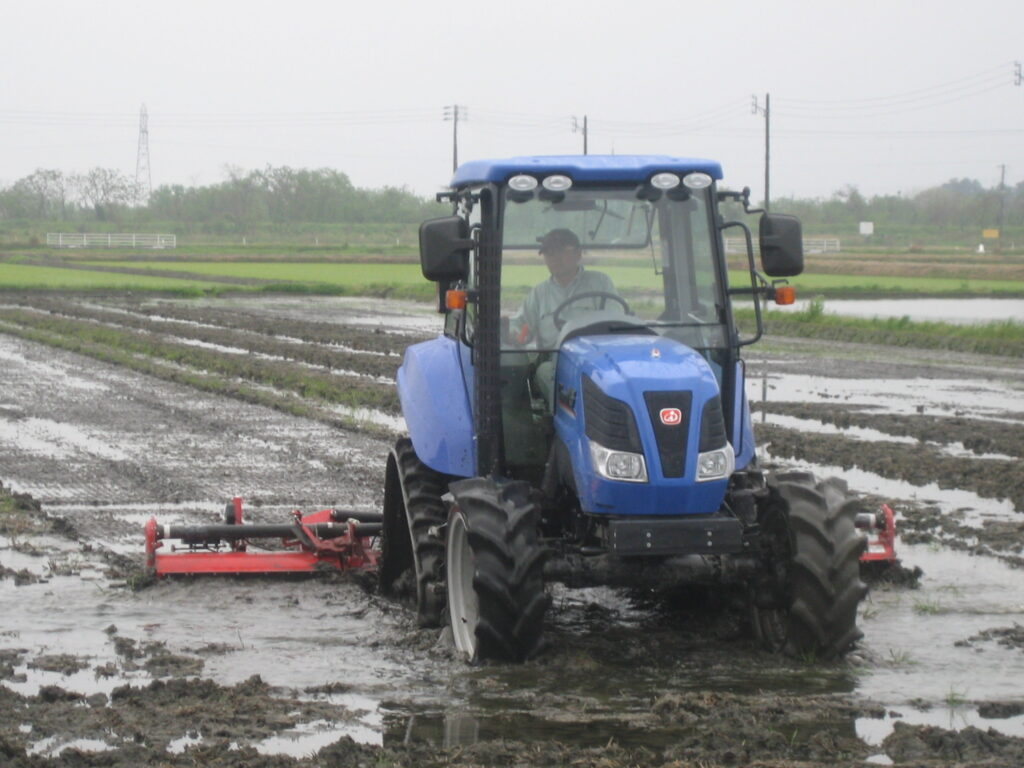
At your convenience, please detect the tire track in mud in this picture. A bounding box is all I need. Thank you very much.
[0,332,389,539]
[2,296,404,380]
[129,299,428,355]
[0,306,402,425]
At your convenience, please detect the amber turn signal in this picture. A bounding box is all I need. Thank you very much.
[774,285,796,305]
[445,289,468,310]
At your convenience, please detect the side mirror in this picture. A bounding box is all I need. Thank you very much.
[759,213,803,277]
[420,216,471,282]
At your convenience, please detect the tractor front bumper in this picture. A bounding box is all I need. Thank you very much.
[607,515,746,557]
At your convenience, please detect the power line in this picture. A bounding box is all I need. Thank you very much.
[774,80,1011,120]
[775,61,1013,107]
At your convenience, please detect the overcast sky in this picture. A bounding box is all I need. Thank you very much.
[3,0,1021,201]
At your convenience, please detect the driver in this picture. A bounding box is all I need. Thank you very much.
[508,228,621,408]
[509,228,619,349]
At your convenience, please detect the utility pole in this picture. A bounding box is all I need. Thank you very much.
[997,164,1007,253]
[752,93,770,211]
[572,115,589,154]
[443,105,467,173]
[135,104,151,204]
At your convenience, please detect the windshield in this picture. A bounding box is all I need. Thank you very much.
[499,185,728,354]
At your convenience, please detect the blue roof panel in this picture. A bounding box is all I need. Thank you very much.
[449,155,723,187]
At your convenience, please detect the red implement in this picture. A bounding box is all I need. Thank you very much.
[145,498,380,576]
[859,503,897,564]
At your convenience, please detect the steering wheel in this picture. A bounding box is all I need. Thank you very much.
[550,292,631,330]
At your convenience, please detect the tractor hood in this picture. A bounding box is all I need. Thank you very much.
[559,334,720,401]
[553,333,730,516]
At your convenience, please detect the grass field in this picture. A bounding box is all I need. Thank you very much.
[45,259,1024,298]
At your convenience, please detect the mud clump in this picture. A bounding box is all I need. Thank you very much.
[883,720,1024,766]
[957,624,1024,653]
[0,648,27,680]
[28,655,89,676]
[861,559,923,588]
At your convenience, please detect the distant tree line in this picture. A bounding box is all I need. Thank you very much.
[0,166,447,236]
[764,179,1024,245]
[1,165,1021,246]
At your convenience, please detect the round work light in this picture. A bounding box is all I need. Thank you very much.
[683,172,713,190]
[508,174,538,191]
[541,175,573,191]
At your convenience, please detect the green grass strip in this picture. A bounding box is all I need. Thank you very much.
[80,259,1024,297]
[0,263,227,293]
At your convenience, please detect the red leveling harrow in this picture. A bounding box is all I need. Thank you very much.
[145,498,381,576]
[144,498,894,578]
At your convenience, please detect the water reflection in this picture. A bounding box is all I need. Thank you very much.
[789,298,1024,325]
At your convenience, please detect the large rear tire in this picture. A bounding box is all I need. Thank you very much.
[446,477,550,662]
[380,438,448,627]
[751,472,867,659]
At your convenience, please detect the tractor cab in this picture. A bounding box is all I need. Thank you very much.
[416,156,802,495]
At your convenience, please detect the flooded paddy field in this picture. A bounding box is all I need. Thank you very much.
[1,294,1023,767]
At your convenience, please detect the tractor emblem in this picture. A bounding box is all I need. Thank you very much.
[659,408,682,426]
[651,348,661,358]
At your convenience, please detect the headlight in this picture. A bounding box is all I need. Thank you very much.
[696,444,735,482]
[590,440,647,483]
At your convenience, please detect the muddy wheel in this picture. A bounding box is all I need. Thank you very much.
[751,472,867,659]
[446,477,550,662]
[380,437,448,627]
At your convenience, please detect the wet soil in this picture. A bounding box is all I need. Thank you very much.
[2,294,1024,766]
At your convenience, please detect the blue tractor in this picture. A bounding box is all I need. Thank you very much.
[380,155,867,662]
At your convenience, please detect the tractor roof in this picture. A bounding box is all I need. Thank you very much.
[450,155,723,188]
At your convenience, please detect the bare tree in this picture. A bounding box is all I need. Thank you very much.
[71,168,138,219]
[10,169,69,219]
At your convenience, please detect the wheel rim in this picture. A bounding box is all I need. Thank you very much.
[447,508,479,659]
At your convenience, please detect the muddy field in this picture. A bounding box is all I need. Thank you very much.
[1,293,1023,767]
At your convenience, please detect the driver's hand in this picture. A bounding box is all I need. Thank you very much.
[514,324,531,345]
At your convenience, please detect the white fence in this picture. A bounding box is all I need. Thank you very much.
[46,233,176,249]
[724,237,840,255]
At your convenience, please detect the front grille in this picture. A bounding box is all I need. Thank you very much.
[582,376,641,453]
[699,396,728,451]
[643,391,693,478]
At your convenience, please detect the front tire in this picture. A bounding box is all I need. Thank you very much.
[446,477,550,662]
[751,472,867,659]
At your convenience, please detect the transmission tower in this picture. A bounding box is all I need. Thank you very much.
[135,104,151,203]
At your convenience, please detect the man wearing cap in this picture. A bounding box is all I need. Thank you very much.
[508,228,620,407]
